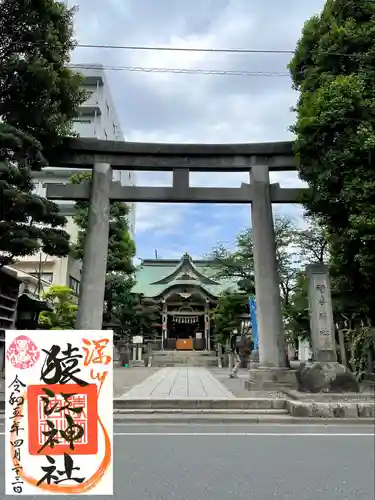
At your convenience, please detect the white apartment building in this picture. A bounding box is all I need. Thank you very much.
[11,64,136,294]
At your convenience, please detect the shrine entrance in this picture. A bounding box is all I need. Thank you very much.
[168,307,204,351]
[45,138,306,370]
[130,253,219,351]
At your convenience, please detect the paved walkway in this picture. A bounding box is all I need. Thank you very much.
[118,367,235,399]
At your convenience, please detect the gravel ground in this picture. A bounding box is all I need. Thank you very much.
[113,367,160,397]
[210,368,286,398]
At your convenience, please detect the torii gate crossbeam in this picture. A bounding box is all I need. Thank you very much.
[43,138,305,388]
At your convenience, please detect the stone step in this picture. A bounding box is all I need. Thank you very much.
[152,351,216,357]
[151,352,218,367]
[151,359,218,367]
[113,398,286,410]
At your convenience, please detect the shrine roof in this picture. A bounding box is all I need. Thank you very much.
[133,253,237,298]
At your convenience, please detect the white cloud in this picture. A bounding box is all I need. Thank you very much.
[68,0,324,258]
[135,203,191,234]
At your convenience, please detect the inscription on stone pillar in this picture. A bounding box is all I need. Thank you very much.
[307,264,337,362]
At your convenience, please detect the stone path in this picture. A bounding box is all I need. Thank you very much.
[118,367,235,399]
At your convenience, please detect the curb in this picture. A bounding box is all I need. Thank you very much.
[113,409,288,415]
[0,412,372,425]
[113,398,286,410]
[286,400,375,419]
[110,414,375,425]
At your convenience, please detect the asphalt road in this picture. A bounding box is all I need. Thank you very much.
[1,423,374,500]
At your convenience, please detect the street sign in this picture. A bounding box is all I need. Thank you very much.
[5,330,113,495]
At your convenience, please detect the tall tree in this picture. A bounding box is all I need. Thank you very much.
[133,295,162,341]
[0,0,87,145]
[289,0,375,319]
[208,215,330,344]
[207,215,298,308]
[0,0,87,267]
[0,124,70,268]
[293,216,329,265]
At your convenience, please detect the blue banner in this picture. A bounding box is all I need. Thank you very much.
[249,296,258,350]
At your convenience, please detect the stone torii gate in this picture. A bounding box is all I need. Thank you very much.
[44,138,307,387]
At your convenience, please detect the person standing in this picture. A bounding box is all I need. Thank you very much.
[229,333,241,378]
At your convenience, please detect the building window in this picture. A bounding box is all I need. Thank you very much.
[30,272,53,283]
[73,118,92,124]
[69,276,80,296]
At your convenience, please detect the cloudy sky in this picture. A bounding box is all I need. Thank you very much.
[68,0,326,260]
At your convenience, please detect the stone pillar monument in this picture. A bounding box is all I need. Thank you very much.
[306,264,337,362]
[296,264,358,392]
[246,164,296,389]
[76,162,112,330]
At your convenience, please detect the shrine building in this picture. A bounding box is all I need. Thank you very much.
[133,253,237,351]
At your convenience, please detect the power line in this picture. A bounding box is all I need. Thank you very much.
[69,64,290,76]
[73,43,375,59]
[75,43,295,55]
[15,36,375,58]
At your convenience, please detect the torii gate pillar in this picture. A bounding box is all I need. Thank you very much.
[246,164,296,389]
[76,162,112,330]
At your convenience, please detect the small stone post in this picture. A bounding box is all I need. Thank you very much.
[76,162,112,330]
[337,325,348,367]
[306,264,337,362]
[204,300,210,351]
[162,301,167,350]
[218,343,223,368]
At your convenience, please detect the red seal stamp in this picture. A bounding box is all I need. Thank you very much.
[6,335,40,369]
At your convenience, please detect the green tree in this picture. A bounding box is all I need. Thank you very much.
[293,216,329,265]
[0,0,87,145]
[284,271,310,346]
[289,0,375,320]
[208,229,255,294]
[211,292,250,345]
[133,295,162,341]
[39,285,77,329]
[0,124,71,268]
[70,173,136,273]
[0,0,87,267]
[103,273,136,337]
[285,217,329,345]
[208,215,298,309]
[70,172,136,331]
